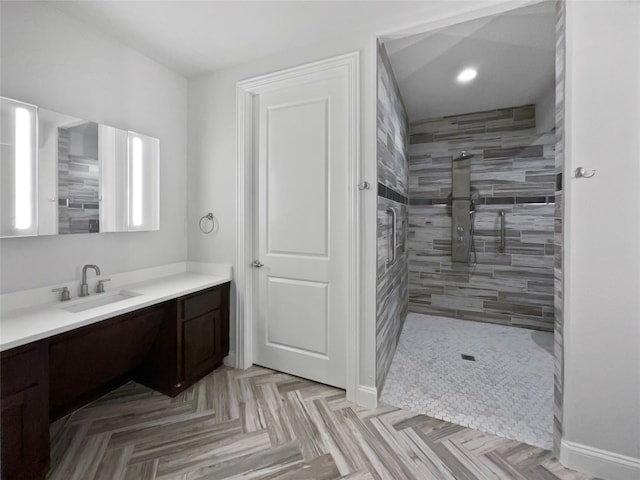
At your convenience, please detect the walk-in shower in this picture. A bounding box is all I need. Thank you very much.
[375,0,558,451]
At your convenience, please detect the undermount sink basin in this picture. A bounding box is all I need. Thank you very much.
[62,290,142,313]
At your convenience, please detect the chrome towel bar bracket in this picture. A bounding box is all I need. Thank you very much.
[575,167,596,178]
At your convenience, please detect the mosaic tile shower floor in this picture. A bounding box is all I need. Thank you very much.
[381,313,554,449]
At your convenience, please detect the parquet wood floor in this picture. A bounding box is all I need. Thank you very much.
[48,366,599,480]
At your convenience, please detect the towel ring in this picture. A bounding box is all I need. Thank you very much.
[199,212,217,234]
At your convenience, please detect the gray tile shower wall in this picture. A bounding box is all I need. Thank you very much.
[377,196,408,391]
[408,105,556,332]
[376,42,409,393]
[553,0,566,455]
[410,106,555,200]
[377,47,409,197]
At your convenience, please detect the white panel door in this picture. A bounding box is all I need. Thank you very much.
[254,68,349,389]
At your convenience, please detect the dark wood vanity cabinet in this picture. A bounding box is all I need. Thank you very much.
[136,283,230,396]
[49,304,169,420]
[0,281,230,480]
[0,342,50,480]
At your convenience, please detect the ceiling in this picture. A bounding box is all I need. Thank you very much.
[383,1,555,121]
[38,1,554,120]
[48,1,435,78]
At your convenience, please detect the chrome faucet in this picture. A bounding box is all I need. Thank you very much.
[80,264,101,297]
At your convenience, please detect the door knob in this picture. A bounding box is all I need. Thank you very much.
[252,260,264,268]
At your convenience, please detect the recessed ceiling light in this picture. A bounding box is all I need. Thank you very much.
[456,68,477,84]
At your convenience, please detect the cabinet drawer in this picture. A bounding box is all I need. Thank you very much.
[180,287,223,319]
[1,343,47,397]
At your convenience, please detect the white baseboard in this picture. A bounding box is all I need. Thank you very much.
[354,385,378,409]
[560,439,640,480]
[223,352,237,368]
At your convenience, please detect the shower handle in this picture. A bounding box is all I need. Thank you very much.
[386,207,397,268]
[499,210,506,253]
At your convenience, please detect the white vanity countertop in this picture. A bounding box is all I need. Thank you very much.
[0,264,231,352]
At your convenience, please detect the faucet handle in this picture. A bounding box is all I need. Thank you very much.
[52,286,71,302]
[96,278,111,294]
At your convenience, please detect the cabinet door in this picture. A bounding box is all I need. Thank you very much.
[1,386,44,480]
[1,343,49,480]
[179,283,230,386]
[182,308,223,382]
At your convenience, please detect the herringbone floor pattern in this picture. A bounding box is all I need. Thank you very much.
[48,366,599,480]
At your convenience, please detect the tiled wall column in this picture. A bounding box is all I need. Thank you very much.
[408,105,556,331]
[553,0,566,455]
[376,43,409,393]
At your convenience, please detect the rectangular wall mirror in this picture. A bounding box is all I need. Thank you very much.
[0,97,160,238]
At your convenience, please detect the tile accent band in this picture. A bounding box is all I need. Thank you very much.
[409,195,555,206]
[378,182,408,205]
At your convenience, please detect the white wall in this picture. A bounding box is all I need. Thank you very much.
[0,2,188,293]
[562,1,640,477]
